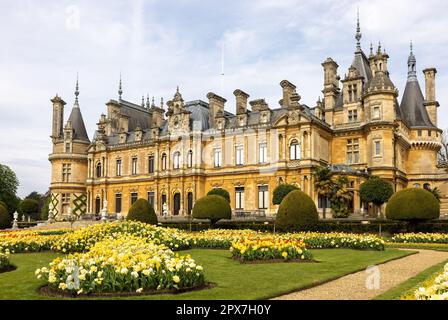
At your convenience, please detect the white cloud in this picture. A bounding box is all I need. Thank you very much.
[0,0,446,197]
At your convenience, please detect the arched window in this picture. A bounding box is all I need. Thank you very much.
[423,183,431,190]
[161,153,167,171]
[173,151,180,169]
[290,139,300,160]
[96,162,102,178]
[413,183,420,189]
[187,150,193,168]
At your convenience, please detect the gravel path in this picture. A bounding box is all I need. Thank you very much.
[273,249,448,300]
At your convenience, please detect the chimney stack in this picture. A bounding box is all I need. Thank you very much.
[233,89,249,114]
[423,68,439,126]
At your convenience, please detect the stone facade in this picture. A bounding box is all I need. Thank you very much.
[48,23,448,220]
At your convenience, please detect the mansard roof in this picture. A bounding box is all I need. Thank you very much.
[351,49,372,84]
[67,105,90,142]
[114,99,152,131]
[400,80,435,128]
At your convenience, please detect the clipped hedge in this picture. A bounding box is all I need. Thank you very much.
[126,198,158,225]
[207,188,230,203]
[193,195,231,226]
[276,190,318,230]
[272,184,299,205]
[386,188,440,222]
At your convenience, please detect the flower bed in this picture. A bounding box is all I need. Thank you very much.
[231,237,312,262]
[0,231,61,253]
[52,221,191,253]
[289,232,385,251]
[189,229,259,249]
[388,233,448,244]
[0,252,12,272]
[36,236,205,295]
[414,263,448,300]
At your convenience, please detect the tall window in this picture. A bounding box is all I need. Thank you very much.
[258,185,268,209]
[96,162,102,178]
[259,142,268,164]
[62,163,71,182]
[372,106,381,120]
[115,193,122,213]
[116,159,122,176]
[214,148,222,167]
[348,85,353,102]
[418,130,422,137]
[235,145,244,165]
[130,192,138,205]
[374,140,382,156]
[235,187,245,210]
[348,110,358,123]
[347,139,359,164]
[131,157,138,175]
[353,84,358,101]
[65,143,71,153]
[161,153,167,170]
[289,139,300,160]
[147,192,155,208]
[187,150,193,168]
[148,156,154,173]
[173,151,180,169]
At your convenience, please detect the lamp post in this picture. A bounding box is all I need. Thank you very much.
[12,211,19,230]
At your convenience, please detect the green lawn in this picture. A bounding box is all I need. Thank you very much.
[0,249,412,300]
[374,258,448,300]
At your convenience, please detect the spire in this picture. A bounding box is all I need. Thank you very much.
[118,73,123,100]
[407,41,417,82]
[74,74,80,107]
[355,8,362,51]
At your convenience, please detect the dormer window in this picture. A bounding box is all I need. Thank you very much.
[348,110,358,123]
[372,106,381,120]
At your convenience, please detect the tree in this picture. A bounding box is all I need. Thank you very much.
[276,190,318,230]
[207,188,230,203]
[0,203,11,229]
[313,166,333,219]
[18,199,40,220]
[272,184,299,205]
[330,176,354,218]
[360,177,394,218]
[193,195,231,227]
[0,164,20,216]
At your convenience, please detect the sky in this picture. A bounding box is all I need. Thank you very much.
[0,0,447,198]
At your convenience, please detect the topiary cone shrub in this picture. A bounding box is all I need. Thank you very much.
[272,184,299,205]
[193,195,231,227]
[386,188,440,231]
[207,188,230,203]
[127,198,158,225]
[275,190,318,231]
[0,203,11,229]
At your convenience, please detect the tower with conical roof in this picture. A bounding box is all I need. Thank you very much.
[48,77,90,219]
[399,44,442,182]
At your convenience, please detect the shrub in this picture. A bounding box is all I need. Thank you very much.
[386,188,440,222]
[272,184,299,205]
[360,177,394,216]
[193,195,231,226]
[127,199,158,225]
[207,188,230,203]
[0,203,11,229]
[18,198,39,220]
[276,190,318,230]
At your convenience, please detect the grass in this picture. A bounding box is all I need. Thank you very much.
[374,258,448,300]
[0,248,412,300]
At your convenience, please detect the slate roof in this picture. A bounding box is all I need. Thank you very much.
[400,80,435,128]
[68,104,90,142]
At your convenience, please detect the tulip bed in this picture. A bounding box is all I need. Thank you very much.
[414,262,448,300]
[188,229,385,251]
[231,237,312,262]
[0,230,62,253]
[36,235,205,295]
[51,221,190,253]
[388,233,448,245]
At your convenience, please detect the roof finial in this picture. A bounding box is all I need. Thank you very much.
[370,43,373,56]
[74,74,80,106]
[118,73,123,100]
[146,94,150,108]
[151,96,155,108]
[377,41,382,54]
[410,40,413,54]
[141,95,145,107]
[407,41,417,82]
[355,7,362,51]
[160,97,164,108]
